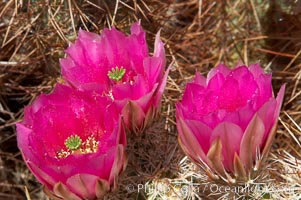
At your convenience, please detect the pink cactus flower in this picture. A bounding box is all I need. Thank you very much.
[16,84,126,200]
[60,22,170,134]
[176,64,285,183]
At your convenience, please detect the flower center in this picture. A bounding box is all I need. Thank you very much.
[56,135,99,159]
[107,66,126,81]
[65,135,82,150]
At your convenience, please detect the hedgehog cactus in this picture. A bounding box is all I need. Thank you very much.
[176,64,285,183]
[16,84,126,200]
[60,22,169,134]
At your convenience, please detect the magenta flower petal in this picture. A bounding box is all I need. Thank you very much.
[77,29,103,66]
[60,22,169,134]
[185,119,212,154]
[16,123,33,159]
[114,84,157,114]
[193,72,207,86]
[210,122,243,171]
[112,74,149,100]
[176,104,212,163]
[127,23,148,74]
[66,174,102,199]
[101,28,129,68]
[17,124,57,189]
[65,38,87,67]
[144,57,163,88]
[274,84,286,120]
[130,21,144,35]
[223,104,254,131]
[17,84,126,199]
[257,98,277,142]
[52,145,118,181]
[176,114,210,165]
[232,66,258,104]
[249,63,265,78]
[137,84,158,111]
[181,83,205,112]
[153,29,166,63]
[121,101,146,133]
[153,63,171,106]
[218,78,242,111]
[239,114,265,170]
[28,161,57,189]
[207,64,231,81]
[256,73,273,108]
[207,72,226,92]
[51,182,82,200]
[108,144,126,184]
[176,63,285,182]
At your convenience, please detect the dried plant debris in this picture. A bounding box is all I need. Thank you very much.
[0,0,301,199]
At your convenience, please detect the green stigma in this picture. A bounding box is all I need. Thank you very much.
[108,66,126,81]
[65,135,82,150]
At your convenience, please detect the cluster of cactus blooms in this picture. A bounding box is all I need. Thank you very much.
[17,22,169,199]
[17,22,285,199]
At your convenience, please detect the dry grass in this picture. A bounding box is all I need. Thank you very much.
[1,0,301,199]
